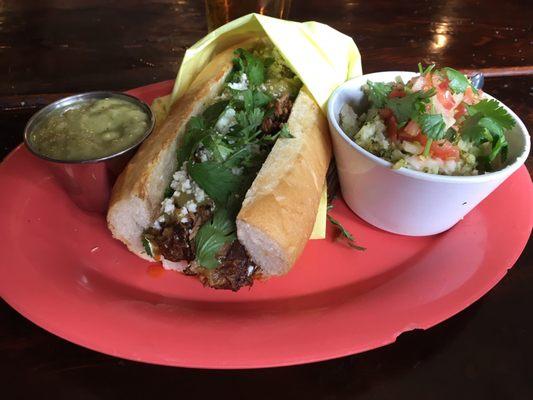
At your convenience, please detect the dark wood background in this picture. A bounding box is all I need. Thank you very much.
[1,1,532,399]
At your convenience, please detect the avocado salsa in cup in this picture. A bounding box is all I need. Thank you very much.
[26,93,153,162]
[24,91,155,212]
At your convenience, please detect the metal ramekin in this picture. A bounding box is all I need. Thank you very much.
[23,91,155,213]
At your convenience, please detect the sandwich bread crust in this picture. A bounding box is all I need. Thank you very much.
[237,89,331,276]
[107,44,244,258]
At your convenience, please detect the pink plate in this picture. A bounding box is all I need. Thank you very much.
[1,81,532,369]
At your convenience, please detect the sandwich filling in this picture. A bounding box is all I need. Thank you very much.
[142,45,302,291]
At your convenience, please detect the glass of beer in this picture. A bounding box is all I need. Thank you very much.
[205,0,292,31]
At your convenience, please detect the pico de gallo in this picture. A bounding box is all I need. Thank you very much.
[339,64,516,175]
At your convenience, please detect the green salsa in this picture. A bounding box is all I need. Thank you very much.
[29,97,150,161]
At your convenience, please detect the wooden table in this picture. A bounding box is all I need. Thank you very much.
[1,1,531,398]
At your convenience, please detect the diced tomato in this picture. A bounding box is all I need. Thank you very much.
[463,86,478,105]
[386,115,399,142]
[437,88,455,110]
[379,108,399,142]
[403,120,421,137]
[438,79,450,91]
[388,88,406,98]
[412,133,427,146]
[379,108,392,119]
[430,140,460,160]
[454,103,467,119]
[402,132,427,146]
[431,73,440,88]
[424,73,434,90]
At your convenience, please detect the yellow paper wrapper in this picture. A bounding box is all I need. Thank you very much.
[154,14,362,239]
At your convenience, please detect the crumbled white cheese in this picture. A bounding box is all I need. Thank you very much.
[197,148,211,162]
[161,197,175,214]
[231,167,243,176]
[215,107,236,134]
[170,167,188,190]
[193,185,206,202]
[153,148,212,225]
[152,214,166,229]
[181,178,191,193]
[169,163,208,205]
[228,73,249,91]
[180,217,189,223]
[185,200,197,213]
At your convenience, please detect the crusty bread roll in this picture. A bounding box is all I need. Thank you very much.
[107,43,242,259]
[107,39,331,277]
[237,89,330,276]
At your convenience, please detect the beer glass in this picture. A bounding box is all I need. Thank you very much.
[205,0,292,31]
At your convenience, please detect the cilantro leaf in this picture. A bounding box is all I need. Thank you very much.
[177,101,230,166]
[194,209,236,269]
[367,81,393,108]
[188,161,243,206]
[142,236,154,257]
[488,134,508,162]
[263,123,294,143]
[467,99,515,131]
[163,185,175,198]
[443,67,473,94]
[327,212,365,251]
[460,113,485,142]
[385,89,435,127]
[418,113,447,140]
[223,143,266,171]
[418,114,450,156]
[242,89,271,112]
[203,100,230,125]
[233,49,265,87]
[235,108,264,139]
[202,135,233,162]
[177,116,209,166]
[254,91,271,108]
[247,108,264,129]
[461,100,515,143]
[231,53,244,75]
[242,90,254,111]
[247,59,265,86]
[479,117,504,137]
[278,124,294,139]
[460,99,515,169]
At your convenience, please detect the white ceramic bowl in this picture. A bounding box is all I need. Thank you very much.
[327,71,530,236]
